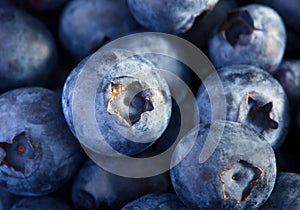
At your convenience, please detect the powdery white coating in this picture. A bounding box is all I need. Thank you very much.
[171,121,276,210]
[121,193,188,210]
[72,159,171,210]
[209,4,286,72]
[260,172,300,210]
[0,7,57,91]
[11,197,72,210]
[59,0,139,60]
[62,49,172,156]
[197,65,290,149]
[127,0,219,34]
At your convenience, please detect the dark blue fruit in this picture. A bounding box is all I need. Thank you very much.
[197,65,290,149]
[170,121,277,209]
[209,4,286,72]
[59,0,139,60]
[72,159,172,210]
[0,187,14,210]
[127,0,219,34]
[260,172,300,210]
[121,193,188,210]
[0,6,57,92]
[0,87,84,196]
[11,196,72,210]
[62,49,172,156]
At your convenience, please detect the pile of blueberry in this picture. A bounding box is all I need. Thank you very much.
[0,0,299,209]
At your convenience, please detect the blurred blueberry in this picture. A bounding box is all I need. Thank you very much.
[271,60,300,112]
[62,49,172,156]
[72,159,172,210]
[0,6,57,92]
[260,172,300,210]
[209,4,286,72]
[59,0,139,61]
[11,196,72,210]
[121,193,188,210]
[197,65,290,149]
[0,187,14,210]
[127,0,219,34]
[171,121,276,209]
[8,0,68,12]
[255,0,300,33]
[0,87,84,196]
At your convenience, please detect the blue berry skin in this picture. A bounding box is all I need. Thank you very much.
[0,188,14,210]
[62,49,172,156]
[121,193,189,210]
[260,172,300,210]
[171,121,276,210]
[59,0,139,61]
[197,65,290,150]
[11,196,73,210]
[209,4,286,72]
[255,0,300,33]
[127,0,219,34]
[72,159,172,210]
[0,87,84,196]
[271,60,300,112]
[9,0,68,12]
[0,6,57,92]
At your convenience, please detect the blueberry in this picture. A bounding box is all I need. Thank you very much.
[11,196,72,210]
[9,0,68,12]
[62,49,172,156]
[260,172,300,210]
[72,159,172,210]
[127,0,219,34]
[0,187,14,210]
[0,87,84,196]
[209,4,286,72]
[170,121,276,209]
[0,6,57,92]
[121,193,188,210]
[271,60,300,112]
[197,65,290,149]
[59,0,139,60]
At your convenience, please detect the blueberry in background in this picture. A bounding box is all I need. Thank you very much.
[121,193,188,210]
[8,0,68,12]
[72,159,172,210]
[0,6,57,92]
[11,196,73,210]
[197,65,290,149]
[59,0,140,61]
[260,172,300,210]
[0,87,84,196]
[62,49,172,156]
[0,187,14,210]
[209,4,286,72]
[127,0,219,34]
[171,121,277,209]
[271,60,300,113]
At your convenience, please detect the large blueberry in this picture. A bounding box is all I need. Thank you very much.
[121,193,188,210]
[62,49,172,156]
[197,65,290,149]
[11,196,72,210]
[0,87,84,196]
[271,60,300,112]
[209,4,286,72]
[260,172,300,210]
[59,0,139,60]
[72,159,172,210]
[0,6,57,92]
[127,0,219,34]
[170,121,276,209]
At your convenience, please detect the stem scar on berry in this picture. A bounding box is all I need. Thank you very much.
[219,10,259,46]
[245,93,279,134]
[219,159,263,203]
[107,82,154,126]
